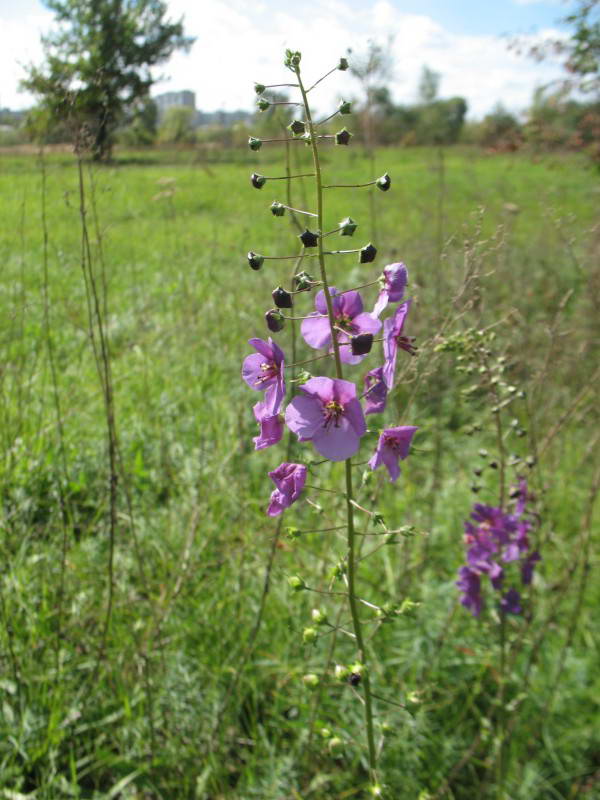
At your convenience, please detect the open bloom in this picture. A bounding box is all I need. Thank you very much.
[252,401,284,451]
[267,462,307,517]
[242,337,285,415]
[285,377,366,461]
[363,366,388,415]
[373,262,408,318]
[456,566,483,617]
[382,301,416,389]
[301,288,381,365]
[368,426,418,481]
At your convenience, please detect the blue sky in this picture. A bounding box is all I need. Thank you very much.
[0,0,571,116]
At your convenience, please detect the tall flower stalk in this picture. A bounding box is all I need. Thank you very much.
[244,49,417,791]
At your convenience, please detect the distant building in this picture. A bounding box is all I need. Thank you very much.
[154,90,196,117]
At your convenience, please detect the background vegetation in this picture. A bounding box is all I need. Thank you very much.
[0,139,598,797]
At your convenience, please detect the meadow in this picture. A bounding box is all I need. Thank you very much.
[0,142,598,799]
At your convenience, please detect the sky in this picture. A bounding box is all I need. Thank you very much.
[0,0,572,119]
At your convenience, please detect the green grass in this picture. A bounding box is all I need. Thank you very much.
[0,144,598,799]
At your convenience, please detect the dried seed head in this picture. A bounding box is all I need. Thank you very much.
[359,243,377,263]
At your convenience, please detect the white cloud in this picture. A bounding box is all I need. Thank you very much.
[1,0,567,118]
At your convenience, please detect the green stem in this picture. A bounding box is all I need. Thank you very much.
[296,61,378,785]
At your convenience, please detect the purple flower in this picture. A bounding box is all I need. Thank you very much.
[500,588,522,615]
[301,288,381,365]
[363,366,388,415]
[285,377,366,461]
[368,426,418,482]
[521,550,541,585]
[373,262,408,318]
[242,337,285,415]
[382,301,416,389]
[267,462,307,517]
[252,401,284,451]
[456,566,483,616]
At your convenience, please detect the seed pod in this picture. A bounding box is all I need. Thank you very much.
[254,83,266,95]
[272,286,293,308]
[257,98,270,112]
[251,173,266,189]
[376,172,391,191]
[359,243,377,263]
[338,57,349,71]
[294,271,315,291]
[351,333,373,356]
[270,201,285,216]
[248,136,262,151]
[288,119,306,136]
[247,251,264,270]
[265,309,285,332]
[338,99,351,115]
[335,128,352,145]
[299,229,319,248]
[339,216,357,236]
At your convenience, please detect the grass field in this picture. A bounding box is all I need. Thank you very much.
[0,143,598,799]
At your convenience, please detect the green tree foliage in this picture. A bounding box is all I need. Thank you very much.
[157,105,195,145]
[562,0,600,94]
[21,0,194,160]
[418,65,441,103]
[119,96,158,146]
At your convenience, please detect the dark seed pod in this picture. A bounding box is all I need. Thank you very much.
[257,98,270,112]
[335,128,352,146]
[265,309,285,332]
[270,201,285,216]
[376,173,391,191]
[247,251,264,270]
[288,119,306,136]
[359,243,377,264]
[272,286,293,308]
[348,672,361,686]
[351,334,373,356]
[251,173,266,189]
[338,100,351,115]
[254,83,266,95]
[248,136,262,151]
[338,57,349,71]
[299,229,319,248]
[339,216,357,236]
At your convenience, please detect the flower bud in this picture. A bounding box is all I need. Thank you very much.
[288,575,305,591]
[319,727,332,739]
[265,309,285,332]
[376,172,391,191]
[302,673,319,689]
[338,57,349,71]
[294,270,315,291]
[272,286,293,308]
[248,136,262,151]
[299,229,319,248]
[288,120,306,136]
[338,216,357,236]
[284,49,302,70]
[270,201,286,216]
[328,736,343,752]
[251,173,266,189]
[359,243,377,263]
[311,607,327,625]
[247,251,264,270]
[351,333,373,356]
[338,99,352,115]
[302,626,318,644]
[254,83,266,95]
[335,128,352,146]
[257,98,270,112]
[334,664,350,681]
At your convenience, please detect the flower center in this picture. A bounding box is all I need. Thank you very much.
[256,360,277,385]
[336,313,356,334]
[323,400,344,428]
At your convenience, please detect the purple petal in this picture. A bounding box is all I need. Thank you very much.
[352,312,382,336]
[339,290,363,319]
[253,403,284,450]
[285,395,323,441]
[344,396,367,438]
[242,353,274,391]
[248,337,273,359]
[384,263,408,303]
[315,287,341,316]
[301,315,332,350]
[313,419,360,461]
[372,290,389,319]
[303,376,335,403]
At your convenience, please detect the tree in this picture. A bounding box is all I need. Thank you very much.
[418,65,440,104]
[22,0,194,160]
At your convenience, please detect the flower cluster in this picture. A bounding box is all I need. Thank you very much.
[241,262,418,514]
[456,479,541,616]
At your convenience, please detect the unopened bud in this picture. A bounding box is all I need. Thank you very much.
[376,173,391,191]
[270,201,285,216]
[265,309,285,332]
[339,216,357,236]
[247,251,264,270]
[288,575,305,591]
[319,727,331,739]
[311,607,327,625]
[351,333,373,356]
[299,229,319,248]
[251,172,266,189]
[272,286,293,308]
[338,99,352,115]
[328,736,343,752]
[338,57,349,71]
[359,243,377,263]
[248,136,262,151]
[303,626,318,644]
[335,128,352,146]
[302,673,319,689]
